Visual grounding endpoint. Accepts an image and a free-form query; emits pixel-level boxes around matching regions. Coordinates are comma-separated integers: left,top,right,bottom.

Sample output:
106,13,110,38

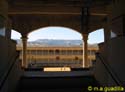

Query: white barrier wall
107,37,125,84
94,36,125,86
0,35,22,92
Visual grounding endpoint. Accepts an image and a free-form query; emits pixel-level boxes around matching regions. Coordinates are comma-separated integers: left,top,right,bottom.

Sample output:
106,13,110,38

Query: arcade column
21,35,28,68
83,34,89,67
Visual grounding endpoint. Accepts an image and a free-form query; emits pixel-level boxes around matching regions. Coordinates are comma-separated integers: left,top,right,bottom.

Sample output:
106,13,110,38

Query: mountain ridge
15,39,98,47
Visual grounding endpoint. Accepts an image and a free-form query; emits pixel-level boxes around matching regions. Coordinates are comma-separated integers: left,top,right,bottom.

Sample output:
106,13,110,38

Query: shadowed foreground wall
0,35,22,92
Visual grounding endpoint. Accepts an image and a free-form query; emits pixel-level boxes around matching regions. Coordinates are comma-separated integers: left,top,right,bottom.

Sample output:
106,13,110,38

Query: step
16,70,100,92
17,75,99,91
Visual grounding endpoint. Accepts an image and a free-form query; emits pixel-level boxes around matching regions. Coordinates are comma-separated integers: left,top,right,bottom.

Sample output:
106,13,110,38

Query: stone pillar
0,0,8,36
83,34,89,67
103,18,111,43
0,16,5,29
111,0,125,36
21,35,28,68
0,0,8,28
5,18,12,39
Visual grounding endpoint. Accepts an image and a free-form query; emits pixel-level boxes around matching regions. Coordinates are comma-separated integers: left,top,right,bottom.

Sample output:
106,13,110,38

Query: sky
11,27,104,44
28,27,83,41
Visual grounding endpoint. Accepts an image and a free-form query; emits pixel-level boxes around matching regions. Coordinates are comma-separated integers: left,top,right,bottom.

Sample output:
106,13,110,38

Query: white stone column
21,35,28,68
83,34,89,67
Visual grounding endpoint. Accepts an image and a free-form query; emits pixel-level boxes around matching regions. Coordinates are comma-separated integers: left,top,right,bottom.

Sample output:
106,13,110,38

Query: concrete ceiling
8,0,112,35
